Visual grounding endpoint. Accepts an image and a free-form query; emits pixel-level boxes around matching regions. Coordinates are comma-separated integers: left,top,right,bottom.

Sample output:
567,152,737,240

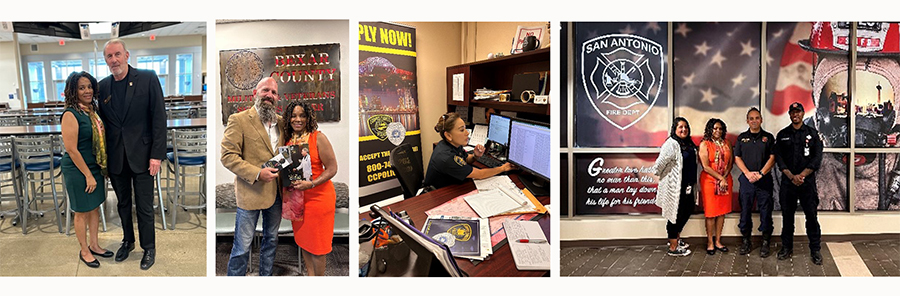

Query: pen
517,239,547,244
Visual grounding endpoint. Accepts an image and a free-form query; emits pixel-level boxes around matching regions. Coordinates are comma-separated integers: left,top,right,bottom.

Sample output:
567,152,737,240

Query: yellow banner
359,130,421,142
358,44,417,57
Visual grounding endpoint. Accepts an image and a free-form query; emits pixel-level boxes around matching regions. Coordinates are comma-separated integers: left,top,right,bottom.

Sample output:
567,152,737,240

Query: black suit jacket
98,65,167,174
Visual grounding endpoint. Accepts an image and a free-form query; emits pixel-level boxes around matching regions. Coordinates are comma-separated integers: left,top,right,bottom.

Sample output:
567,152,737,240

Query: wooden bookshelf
446,47,551,118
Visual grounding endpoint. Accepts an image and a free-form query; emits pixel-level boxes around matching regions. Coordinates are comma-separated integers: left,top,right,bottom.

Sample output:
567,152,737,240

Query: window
51,60,83,102
137,55,168,96
175,54,193,95
90,59,110,79
27,62,46,103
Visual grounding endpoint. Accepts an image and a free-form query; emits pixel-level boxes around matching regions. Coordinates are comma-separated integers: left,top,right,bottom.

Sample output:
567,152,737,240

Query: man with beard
221,77,284,276
97,39,166,270
734,107,776,257
775,102,824,265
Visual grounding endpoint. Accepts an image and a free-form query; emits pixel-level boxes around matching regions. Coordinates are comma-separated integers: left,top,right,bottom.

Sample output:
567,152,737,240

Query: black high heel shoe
90,248,114,258
79,252,100,268
706,247,716,255
715,245,729,253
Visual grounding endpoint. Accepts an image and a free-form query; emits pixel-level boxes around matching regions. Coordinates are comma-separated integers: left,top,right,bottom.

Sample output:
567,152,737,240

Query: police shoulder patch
454,155,466,166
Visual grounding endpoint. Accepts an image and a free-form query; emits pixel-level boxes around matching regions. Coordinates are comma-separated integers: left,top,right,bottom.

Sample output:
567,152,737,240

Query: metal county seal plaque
582,34,664,130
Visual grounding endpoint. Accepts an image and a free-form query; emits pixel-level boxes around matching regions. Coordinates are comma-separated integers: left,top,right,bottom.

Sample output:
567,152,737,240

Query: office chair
389,143,424,199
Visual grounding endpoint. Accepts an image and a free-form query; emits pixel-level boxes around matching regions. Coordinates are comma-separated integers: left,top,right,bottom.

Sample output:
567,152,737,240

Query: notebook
503,219,550,271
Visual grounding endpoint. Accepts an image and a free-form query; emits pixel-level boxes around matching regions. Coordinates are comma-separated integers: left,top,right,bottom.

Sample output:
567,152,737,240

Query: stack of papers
422,215,492,261
464,190,527,218
503,219,550,271
471,176,540,216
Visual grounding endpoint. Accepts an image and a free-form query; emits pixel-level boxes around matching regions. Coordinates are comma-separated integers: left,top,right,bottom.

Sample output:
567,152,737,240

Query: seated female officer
423,112,513,189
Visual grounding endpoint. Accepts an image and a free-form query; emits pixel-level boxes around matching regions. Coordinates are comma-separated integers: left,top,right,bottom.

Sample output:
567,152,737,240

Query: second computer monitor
487,114,511,147
507,119,551,181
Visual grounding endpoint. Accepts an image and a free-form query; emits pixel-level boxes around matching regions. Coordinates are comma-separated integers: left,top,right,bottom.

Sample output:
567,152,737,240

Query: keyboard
476,154,506,168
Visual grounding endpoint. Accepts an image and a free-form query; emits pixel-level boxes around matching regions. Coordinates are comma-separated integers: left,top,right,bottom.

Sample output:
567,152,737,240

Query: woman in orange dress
698,118,733,255
280,101,338,276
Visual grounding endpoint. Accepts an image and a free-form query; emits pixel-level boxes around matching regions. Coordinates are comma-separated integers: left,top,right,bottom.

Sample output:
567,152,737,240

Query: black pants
779,177,821,252
667,189,695,239
110,166,156,250
738,174,774,235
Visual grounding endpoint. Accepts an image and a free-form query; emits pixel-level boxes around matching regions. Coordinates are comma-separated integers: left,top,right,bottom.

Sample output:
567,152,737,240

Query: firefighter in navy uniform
774,102,824,265
734,107,777,257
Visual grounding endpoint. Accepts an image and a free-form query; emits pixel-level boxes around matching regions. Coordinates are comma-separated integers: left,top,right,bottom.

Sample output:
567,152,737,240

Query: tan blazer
221,106,284,210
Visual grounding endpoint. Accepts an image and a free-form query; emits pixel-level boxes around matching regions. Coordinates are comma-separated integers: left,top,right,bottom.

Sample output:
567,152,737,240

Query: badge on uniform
762,137,768,143
685,185,692,195
804,147,810,156
741,138,750,143
454,156,466,166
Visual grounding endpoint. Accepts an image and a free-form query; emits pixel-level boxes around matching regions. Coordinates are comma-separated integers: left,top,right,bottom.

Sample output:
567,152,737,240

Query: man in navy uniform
774,102,824,265
734,107,776,257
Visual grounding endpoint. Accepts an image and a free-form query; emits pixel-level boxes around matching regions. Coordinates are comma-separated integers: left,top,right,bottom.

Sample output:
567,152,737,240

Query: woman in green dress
61,71,112,268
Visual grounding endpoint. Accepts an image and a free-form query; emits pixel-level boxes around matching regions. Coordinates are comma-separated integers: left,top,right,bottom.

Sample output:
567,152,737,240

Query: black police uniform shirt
734,129,776,178
423,140,474,189
775,124,823,181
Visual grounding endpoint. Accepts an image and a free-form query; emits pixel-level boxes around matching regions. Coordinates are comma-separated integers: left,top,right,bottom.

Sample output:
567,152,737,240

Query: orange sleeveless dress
288,131,335,255
699,139,733,217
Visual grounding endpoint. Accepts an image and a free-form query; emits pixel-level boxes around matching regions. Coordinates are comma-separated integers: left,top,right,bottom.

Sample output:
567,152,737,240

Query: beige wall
201,35,207,74
463,22,549,63
397,22,463,170
0,41,21,107
19,35,205,56
401,21,547,169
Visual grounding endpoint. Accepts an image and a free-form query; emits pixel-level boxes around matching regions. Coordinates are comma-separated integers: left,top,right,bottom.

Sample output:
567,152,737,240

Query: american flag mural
673,22,760,146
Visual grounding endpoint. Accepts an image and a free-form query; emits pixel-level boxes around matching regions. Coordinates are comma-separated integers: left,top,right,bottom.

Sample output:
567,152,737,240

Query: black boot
760,232,772,258
739,233,752,255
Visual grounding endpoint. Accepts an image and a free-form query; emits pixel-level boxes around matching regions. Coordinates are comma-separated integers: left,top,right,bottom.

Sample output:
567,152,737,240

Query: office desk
359,173,550,277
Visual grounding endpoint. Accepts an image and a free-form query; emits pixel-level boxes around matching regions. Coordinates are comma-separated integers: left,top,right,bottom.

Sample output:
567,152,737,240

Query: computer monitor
487,114,511,147
507,118,551,196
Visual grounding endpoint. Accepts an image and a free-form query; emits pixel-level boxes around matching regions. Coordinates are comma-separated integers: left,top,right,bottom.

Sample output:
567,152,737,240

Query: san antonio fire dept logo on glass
582,34,664,130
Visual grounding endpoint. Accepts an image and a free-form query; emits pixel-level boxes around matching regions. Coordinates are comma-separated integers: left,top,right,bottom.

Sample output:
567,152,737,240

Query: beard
255,95,278,124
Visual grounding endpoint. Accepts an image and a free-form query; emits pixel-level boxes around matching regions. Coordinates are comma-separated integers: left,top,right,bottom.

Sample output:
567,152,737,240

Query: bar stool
20,116,52,126
167,109,191,120
0,117,18,126
0,137,24,229
166,128,206,229
15,135,64,234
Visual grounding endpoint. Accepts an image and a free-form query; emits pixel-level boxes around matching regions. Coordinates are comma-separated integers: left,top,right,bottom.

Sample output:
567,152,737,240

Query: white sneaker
667,239,690,249
666,247,692,257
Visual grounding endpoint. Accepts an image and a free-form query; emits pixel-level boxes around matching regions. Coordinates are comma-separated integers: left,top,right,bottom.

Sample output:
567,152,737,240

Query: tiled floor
0,168,207,276
853,240,900,276
561,239,899,277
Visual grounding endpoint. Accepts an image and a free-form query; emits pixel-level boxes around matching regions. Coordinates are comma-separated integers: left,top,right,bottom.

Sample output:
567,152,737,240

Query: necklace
291,131,310,144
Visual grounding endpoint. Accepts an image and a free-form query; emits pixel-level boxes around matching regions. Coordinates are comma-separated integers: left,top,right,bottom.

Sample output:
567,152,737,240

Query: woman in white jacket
652,117,699,257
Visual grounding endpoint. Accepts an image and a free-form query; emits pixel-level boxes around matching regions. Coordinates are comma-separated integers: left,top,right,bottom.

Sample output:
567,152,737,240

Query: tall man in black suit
98,39,166,270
